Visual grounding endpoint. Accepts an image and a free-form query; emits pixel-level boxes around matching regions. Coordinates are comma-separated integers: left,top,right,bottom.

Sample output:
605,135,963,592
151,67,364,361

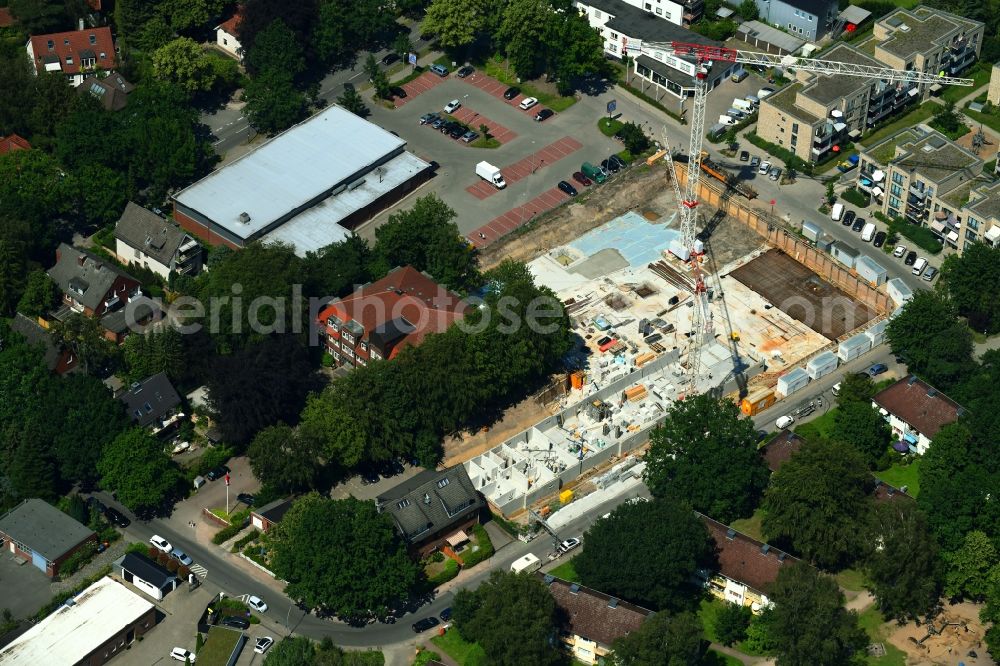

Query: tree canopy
97,429,182,517
886,291,973,389
644,393,770,523
940,242,1000,334
866,502,941,620
610,611,705,666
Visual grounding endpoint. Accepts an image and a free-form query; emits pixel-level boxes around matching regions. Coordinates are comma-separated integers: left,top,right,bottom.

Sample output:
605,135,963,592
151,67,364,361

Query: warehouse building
172,105,432,255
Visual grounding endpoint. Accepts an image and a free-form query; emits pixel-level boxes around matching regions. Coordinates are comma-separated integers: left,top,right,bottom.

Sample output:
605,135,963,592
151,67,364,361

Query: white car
247,595,268,613
170,647,196,662
171,440,190,454
519,96,539,110
254,637,274,654
775,415,795,429
443,99,461,113
758,160,771,174
893,245,907,258
557,537,581,554
150,535,173,553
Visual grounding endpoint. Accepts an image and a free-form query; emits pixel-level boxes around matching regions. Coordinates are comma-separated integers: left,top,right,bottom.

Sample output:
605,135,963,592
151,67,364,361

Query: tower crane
624,39,974,389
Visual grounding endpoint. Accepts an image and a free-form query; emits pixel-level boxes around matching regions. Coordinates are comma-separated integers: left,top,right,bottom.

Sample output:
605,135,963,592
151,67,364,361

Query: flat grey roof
801,43,879,105
966,181,1000,221
892,129,982,185
0,499,94,562
173,105,407,239
263,151,430,256
876,7,982,60
738,20,806,54
839,5,871,25
599,0,720,47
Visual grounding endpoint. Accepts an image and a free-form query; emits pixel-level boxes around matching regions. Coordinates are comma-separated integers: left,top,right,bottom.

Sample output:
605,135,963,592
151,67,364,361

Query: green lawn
431,628,487,666
729,507,766,543
836,568,868,592
198,627,242,666
962,104,1000,135
548,559,581,583
483,58,577,112
794,408,837,442
703,650,743,666
861,103,938,148
599,117,624,137
470,137,501,149
941,62,991,104
877,458,921,497
858,606,908,666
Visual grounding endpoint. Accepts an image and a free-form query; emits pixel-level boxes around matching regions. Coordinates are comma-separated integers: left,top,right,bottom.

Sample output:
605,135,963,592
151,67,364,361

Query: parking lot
0,551,55,621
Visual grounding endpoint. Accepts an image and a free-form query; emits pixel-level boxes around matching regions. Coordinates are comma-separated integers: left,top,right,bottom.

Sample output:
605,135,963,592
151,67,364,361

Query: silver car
769,167,782,181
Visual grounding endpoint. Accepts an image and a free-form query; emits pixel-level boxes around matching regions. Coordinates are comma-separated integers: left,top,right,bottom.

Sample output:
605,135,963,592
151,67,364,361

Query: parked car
254,637,274,655
893,244,907,258
440,607,453,621
758,160,771,174
873,231,887,248
461,130,479,143
412,617,440,633
749,156,761,169
247,595,268,613
456,65,474,78
609,155,627,170
904,251,917,266
447,123,465,139
391,86,407,99
237,492,255,506
768,167,782,181
443,99,461,113
171,440,190,454
868,363,888,377
558,537,581,553
381,53,399,66
430,117,446,129
221,616,250,630
775,415,794,429
739,150,750,162
149,535,172,553
557,180,578,196
503,86,520,100
572,171,592,186
170,647,196,662
206,466,229,481
104,506,129,528
842,210,856,227
603,157,620,174
923,266,938,282
360,469,380,485
171,549,193,566
429,64,448,76
851,218,865,232
535,108,554,122
519,96,539,110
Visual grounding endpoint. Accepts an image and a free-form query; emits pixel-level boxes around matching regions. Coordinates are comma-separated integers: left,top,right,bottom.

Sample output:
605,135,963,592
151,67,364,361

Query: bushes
460,525,495,569
232,529,261,552
745,132,813,176
428,558,460,587
125,542,150,555
841,187,870,208
212,509,251,544
886,217,943,255
59,542,98,577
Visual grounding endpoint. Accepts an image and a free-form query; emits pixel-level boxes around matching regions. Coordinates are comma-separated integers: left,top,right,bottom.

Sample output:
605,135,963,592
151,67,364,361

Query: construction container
831,241,859,269
855,255,888,286
740,387,776,416
806,351,838,380
865,320,888,347
776,368,810,398
802,220,822,242
816,233,835,253
570,371,585,390
559,489,574,504
887,278,913,307
838,333,872,363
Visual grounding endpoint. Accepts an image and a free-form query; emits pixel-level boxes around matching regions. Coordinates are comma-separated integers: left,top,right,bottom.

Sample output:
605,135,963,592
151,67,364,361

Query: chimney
927,388,937,398
907,375,917,385
777,552,786,562
423,493,431,505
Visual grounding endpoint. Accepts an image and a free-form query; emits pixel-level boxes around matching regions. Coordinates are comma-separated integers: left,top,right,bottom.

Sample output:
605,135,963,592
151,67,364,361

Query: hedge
460,524,495,569
745,132,813,175
841,187,870,208
878,214,943,255
427,558,460,587
211,509,251,545
232,529,260,552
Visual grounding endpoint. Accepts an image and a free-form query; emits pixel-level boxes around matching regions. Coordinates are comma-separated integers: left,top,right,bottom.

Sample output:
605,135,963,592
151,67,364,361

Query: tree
739,0,760,20
262,636,317,665
940,242,1000,334
866,502,941,620
453,570,562,666
244,19,306,78
159,0,228,33
10,0,81,33
0,149,76,230
17,270,59,318
543,9,611,95
723,126,738,150
237,0,319,55
886,290,973,390
336,84,369,118
644,394,770,524
75,164,128,227
610,611,705,665
269,494,421,618
768,564,867,666
0,237,26,316
618,122,651,156
574,498,715,611
932,98,963,134
830,400,892,468
7,431,58,501
51,373,131,486
243,69,307,134
302,236,371,298
714,602,752,647
762,439,874,569
825,181,836,205
393,32,413,59
248,424,321,493
97,429,182,516
48,313,118,374
835,371,876,405
497,0,550,79
153,38,219,94
422,0,494,49
945,530,997,600
121,327,187,383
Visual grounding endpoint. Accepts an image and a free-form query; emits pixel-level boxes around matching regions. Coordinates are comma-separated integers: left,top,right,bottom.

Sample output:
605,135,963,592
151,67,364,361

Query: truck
475,161,506,189
510,553,541,574
581,162,607,184
697,151,758,200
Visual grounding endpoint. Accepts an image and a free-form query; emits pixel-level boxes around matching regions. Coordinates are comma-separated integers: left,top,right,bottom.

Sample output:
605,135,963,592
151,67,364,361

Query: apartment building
856,125,984,252
872,6,983,99
962,180,1000,250
574,0,735,101
575,0,702,31
751,0,839,42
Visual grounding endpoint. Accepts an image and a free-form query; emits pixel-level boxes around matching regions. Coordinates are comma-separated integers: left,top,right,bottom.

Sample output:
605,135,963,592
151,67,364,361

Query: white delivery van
510,553,541,574
718,114,736,125
830,203,845,221
732,98,753,113
475,161,506,189
911,257,928,276
861,222,876,242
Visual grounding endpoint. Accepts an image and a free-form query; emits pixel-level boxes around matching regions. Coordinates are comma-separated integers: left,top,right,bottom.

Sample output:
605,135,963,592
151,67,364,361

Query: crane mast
627,39,973,393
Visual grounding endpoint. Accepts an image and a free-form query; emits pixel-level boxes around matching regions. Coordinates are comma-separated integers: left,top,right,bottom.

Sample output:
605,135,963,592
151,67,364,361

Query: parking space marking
460,72,553,119
449,107,517,144
463,136,582,199
396,71,447,106
467,187,572,248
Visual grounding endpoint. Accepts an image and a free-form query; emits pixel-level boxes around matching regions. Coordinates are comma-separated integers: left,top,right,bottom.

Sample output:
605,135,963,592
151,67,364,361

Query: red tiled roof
28,26,116,76
873,479,914,504
760,430,804,473
701,514,800,593
0,7,15,27
86,0,102,10
317,266,466,359
543,576,653,647
0,134,31,155
872,375,962,440
218,7,243,35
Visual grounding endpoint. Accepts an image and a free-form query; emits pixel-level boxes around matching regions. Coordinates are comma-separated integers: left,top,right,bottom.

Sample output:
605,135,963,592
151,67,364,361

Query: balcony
908,185,926,199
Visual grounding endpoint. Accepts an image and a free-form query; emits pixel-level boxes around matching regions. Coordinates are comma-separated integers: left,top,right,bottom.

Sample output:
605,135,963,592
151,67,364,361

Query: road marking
190,564,208,578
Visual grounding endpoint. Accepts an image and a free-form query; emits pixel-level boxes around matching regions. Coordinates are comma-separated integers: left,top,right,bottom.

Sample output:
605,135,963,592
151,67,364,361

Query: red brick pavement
467,187,572,248
459,71,552,118
464,136,583,200
395,71,447,106
450,107,516,144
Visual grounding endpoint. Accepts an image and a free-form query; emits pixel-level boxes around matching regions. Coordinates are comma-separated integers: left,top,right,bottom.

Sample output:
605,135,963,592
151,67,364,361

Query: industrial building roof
543,575,653,647
0,499,94,563
0,577,153,665
873,375,963,439
172,105,410,241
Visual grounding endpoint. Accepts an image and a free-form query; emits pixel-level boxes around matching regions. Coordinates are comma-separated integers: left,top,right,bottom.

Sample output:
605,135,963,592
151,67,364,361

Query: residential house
119,372,183,435
872,375,963,454
856,126,984,252
873,478,915,503
573,0,735,101
0,133,30,155
0,7,15,28
958,179,1000,251
99,295,163,344
316,266,467,369
542,575,654,665
700,514,799,611
79,72,134,111
0,577,156,666
749,0,839,42
9,313,78,374
215,7,243,60
250,498,294,533
760,429,805,473
114,202,203,279
0,499,97,578
376,466,485,558
26,26,117,87
119,552,177,601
